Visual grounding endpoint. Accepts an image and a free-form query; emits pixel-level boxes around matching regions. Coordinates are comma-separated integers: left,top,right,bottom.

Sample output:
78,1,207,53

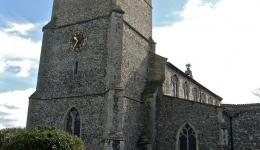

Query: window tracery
65,107,81,137
177,123,197,150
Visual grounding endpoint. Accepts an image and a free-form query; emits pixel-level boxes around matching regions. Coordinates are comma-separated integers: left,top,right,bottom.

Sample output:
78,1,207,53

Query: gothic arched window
200,92,206,103
177,123,198,150
192,88,198,101
208,97,213,104
183,82,189,99
65,107,81,137
171,75,179,97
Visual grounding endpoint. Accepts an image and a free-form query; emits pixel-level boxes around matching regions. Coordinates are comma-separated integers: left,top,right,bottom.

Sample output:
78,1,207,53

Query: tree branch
252,88,260,98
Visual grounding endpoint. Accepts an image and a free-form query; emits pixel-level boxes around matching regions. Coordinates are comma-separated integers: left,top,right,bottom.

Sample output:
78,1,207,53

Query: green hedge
0,126,86,150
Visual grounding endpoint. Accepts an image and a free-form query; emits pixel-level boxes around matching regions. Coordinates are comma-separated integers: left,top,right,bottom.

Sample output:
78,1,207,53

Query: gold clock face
69,32,85,52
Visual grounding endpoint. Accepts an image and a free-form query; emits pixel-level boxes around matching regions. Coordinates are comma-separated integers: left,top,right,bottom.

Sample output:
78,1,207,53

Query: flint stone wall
157,96,223,150
35,18,109,99
223,104,260,150
51,0,111,27
27,95,107,150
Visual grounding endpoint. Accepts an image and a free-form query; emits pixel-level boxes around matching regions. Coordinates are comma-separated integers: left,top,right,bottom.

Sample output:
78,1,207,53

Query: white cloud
0,25,41,60
3,22,36,36
0,60,5,73
0,89,34,129
0,124,5,129
4,59,37,78
0,22,41,78
154,0,260,104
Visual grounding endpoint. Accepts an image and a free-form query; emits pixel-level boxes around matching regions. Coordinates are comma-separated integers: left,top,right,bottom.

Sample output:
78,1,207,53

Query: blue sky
0,0,52,94
0,0,186,26
0,0,52,22
0,0,191,129
1,0,260,129
0,0,188,94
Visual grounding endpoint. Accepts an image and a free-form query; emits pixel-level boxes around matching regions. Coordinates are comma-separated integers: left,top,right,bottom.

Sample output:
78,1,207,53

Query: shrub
0,126,86,150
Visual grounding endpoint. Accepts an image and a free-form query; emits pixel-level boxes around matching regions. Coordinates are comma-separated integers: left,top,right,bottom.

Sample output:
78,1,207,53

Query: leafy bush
0,126,86,150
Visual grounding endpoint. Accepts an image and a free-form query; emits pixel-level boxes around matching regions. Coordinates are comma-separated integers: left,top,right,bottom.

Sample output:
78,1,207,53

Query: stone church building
27,0,260,149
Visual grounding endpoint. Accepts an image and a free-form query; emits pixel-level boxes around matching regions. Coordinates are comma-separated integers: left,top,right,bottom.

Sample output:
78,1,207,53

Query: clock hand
73,36,79,49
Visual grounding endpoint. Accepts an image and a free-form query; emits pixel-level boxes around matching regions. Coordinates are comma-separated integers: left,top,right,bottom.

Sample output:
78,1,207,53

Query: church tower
27,0,166,150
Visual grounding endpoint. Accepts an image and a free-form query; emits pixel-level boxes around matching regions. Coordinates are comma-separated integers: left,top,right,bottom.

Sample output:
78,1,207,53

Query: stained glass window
178,124,197,150
65,108,81,137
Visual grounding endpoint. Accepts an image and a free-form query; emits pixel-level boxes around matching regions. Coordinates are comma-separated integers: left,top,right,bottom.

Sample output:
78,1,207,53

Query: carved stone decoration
69,32,86,52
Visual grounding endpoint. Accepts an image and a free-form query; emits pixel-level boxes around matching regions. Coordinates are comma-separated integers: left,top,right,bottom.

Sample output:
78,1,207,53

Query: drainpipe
229,116,234,150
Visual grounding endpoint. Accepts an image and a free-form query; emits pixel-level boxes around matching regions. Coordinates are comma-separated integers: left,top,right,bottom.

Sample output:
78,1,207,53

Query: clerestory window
208,97,213,104
171,75,179,97
200,92,206,103
192,88,198,101
183,82,189,99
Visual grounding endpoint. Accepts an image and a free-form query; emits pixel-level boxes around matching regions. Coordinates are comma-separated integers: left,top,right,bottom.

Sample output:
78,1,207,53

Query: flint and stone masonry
27,0,260,150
